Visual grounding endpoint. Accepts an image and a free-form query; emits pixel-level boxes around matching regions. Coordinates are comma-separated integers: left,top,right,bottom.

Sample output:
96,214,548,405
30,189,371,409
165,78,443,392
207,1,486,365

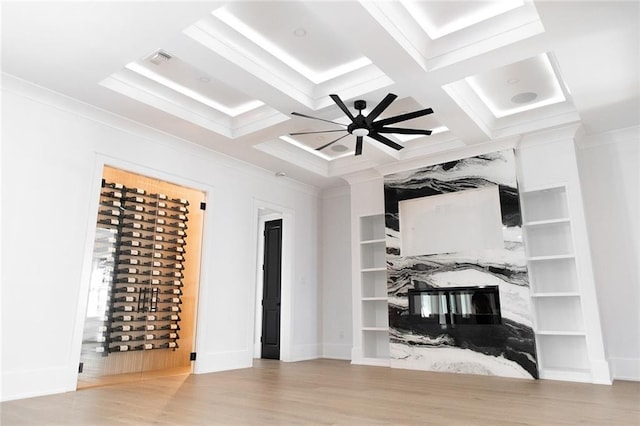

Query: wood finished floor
2,359,639,425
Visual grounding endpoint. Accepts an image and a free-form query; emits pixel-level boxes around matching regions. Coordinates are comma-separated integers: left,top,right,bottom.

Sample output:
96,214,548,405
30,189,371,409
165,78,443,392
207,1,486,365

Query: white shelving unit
522,185,592,381
356,214,390,365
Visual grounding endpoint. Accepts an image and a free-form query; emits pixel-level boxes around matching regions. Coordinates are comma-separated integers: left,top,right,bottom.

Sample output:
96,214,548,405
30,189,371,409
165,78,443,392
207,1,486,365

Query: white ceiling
2,1,638,189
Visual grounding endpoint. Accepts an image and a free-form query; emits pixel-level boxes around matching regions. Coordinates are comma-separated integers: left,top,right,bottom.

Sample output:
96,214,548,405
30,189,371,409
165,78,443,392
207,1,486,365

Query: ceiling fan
290,93,433,156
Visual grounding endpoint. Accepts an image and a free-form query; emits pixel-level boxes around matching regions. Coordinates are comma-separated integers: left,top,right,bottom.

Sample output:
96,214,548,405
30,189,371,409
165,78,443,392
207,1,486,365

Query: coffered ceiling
2,1,638,188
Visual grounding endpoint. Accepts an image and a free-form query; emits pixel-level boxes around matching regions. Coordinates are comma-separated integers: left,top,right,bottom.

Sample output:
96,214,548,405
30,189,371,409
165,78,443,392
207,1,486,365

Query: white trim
610,357,640,382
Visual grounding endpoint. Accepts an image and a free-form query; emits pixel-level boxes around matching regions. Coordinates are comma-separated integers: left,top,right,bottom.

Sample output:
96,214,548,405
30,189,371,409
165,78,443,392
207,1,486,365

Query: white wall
1,74,321,401
576,126,640,381
320,186,352,359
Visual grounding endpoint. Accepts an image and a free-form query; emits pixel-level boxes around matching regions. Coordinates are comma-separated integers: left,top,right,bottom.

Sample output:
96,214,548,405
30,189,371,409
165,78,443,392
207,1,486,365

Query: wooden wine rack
95,179,189,355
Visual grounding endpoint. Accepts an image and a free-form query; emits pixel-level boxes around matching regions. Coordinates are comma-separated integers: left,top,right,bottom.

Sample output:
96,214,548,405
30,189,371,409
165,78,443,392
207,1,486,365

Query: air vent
149,51,172,65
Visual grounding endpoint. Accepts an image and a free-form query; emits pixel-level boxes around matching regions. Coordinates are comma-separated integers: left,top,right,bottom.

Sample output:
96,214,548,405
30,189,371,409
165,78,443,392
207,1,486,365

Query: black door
261,219,282,359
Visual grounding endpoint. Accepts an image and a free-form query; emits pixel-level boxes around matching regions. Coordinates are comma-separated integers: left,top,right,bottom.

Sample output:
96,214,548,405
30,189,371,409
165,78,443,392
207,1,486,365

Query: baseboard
322,343,352,360
288,343,321,362
1,366,69,402
610,357,640,381
192,350,252,375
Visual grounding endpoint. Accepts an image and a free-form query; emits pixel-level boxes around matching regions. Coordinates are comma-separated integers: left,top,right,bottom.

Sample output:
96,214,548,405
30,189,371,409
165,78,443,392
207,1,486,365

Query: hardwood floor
2,359,639,425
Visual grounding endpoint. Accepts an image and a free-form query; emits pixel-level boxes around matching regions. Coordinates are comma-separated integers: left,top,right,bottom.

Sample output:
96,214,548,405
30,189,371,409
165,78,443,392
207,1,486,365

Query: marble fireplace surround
383,149,539,379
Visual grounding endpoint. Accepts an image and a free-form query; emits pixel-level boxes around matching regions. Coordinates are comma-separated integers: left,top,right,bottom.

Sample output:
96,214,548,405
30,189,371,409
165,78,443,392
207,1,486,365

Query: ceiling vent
149,51,172,65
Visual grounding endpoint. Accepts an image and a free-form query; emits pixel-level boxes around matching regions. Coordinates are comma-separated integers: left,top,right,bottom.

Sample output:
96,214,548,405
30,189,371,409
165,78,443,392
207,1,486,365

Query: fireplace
408,285,502,326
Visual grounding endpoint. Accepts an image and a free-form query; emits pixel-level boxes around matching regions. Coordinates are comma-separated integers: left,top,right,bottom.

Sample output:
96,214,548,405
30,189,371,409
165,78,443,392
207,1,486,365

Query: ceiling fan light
352,128,369,137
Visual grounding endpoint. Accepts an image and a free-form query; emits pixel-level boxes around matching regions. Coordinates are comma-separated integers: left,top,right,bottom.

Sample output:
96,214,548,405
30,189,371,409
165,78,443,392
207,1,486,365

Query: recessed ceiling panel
131,51,264,116
401,0,524,39
466,54,567,118
213,2,371,84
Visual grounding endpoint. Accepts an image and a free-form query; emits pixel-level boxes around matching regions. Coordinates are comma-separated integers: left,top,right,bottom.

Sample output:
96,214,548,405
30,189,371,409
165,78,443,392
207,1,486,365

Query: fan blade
290,129,347,136
292,111,347,127
368,132,404,151
316,133,349,151
375,127,432,135
329,94,355,121
366,93,398,124
373,108,433,127
355,136,363,156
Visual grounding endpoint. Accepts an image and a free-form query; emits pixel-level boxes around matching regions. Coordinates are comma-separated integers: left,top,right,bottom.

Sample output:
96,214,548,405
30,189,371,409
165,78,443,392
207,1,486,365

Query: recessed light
511,92,538,104
293,28,307,37
507,78,520,84
149,51,172,65
275,172,287,177
331,144,349,152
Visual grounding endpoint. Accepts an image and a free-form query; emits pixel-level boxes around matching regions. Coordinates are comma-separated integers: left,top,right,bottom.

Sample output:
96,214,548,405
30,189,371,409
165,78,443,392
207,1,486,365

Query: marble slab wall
384,150,538,379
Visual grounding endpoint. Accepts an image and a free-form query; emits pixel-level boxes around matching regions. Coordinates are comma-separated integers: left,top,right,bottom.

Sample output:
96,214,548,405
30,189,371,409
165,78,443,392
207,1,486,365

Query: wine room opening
77,165,205,389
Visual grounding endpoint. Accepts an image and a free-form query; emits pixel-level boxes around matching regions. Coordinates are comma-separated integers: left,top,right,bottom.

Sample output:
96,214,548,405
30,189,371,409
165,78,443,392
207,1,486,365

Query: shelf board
361,267,386,273
362,297,388,302
535,330,586,336
360,238,386,245
531,292,580,298
527,254,575,262
524,218,571,227
362,327,389,332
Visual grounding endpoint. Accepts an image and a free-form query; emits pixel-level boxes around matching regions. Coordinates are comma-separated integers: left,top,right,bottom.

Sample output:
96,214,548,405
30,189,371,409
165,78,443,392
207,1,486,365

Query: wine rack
95,180,189,355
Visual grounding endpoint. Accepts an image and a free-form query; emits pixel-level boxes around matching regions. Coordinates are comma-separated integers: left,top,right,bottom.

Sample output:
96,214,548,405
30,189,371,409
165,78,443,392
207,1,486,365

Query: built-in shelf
355,214,390,365
521,184,602,383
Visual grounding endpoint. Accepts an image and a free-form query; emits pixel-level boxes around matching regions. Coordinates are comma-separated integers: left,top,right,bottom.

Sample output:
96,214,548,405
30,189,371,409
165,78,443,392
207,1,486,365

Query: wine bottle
111,335,132,342
154,235,164,241
113,315,134,322
169,229,186,237
150,260,163,268
95,346,105,353
164,288,182,295
116,277,137,284
153,243,163,250
163,297,181,304
163,306,181,313
172,263,183,269
141,278,161,285
124,213,143,221
105,200,122,207
126,196,145,203
156,218,166,225
136,343,154,350
112,324,133,332
117,286,137,293
171,205,188,213
114,295,136,303
165,280,182,287
102,190,123,198
166,271,182,278
172,198,189,205
166,254,184,261
137,324,156,331
167,238,185,245
163,314,180,321
110,345,130,352
160,332,179,340
117,267,139,274
161,323,180,330
99,209,121,217
98,218,120,226
130,188,146,195
103,182,124,190
120,249,140,256
122,231,142,238
156,193,168,200
151,270,161,276
114,305,135,312
160,341,178,349
120,258,139,265
135,334,156,341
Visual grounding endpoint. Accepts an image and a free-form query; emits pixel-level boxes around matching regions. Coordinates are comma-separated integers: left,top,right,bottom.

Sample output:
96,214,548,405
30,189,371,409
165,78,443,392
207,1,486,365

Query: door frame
252,200,294,362
69,154,213,391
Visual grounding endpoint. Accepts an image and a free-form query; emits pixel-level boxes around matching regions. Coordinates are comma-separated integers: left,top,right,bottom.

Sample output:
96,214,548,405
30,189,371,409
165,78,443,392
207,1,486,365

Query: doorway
77,166,205,389
261,219,282,359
